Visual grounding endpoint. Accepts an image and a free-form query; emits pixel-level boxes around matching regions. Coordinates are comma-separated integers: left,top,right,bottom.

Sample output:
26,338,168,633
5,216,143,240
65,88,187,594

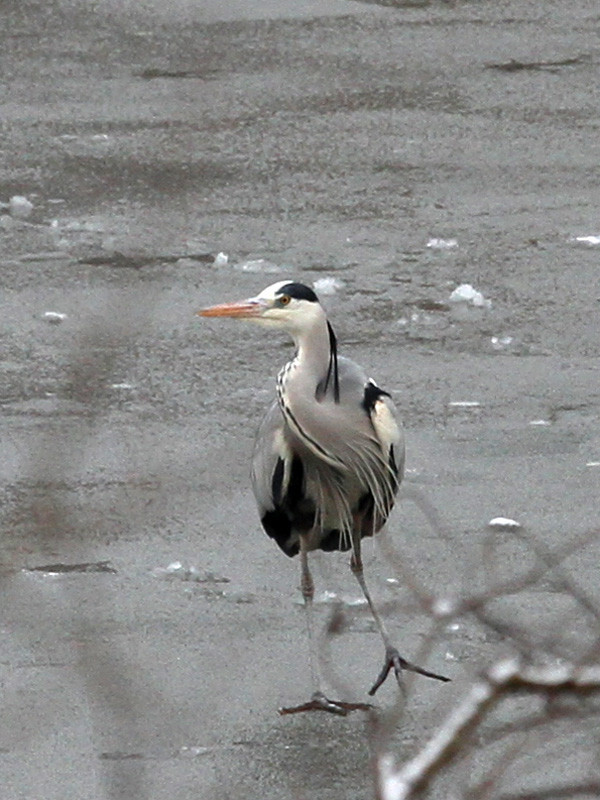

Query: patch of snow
236,258,282,273
488,517,521,529
313,277,345,295
213,251,228,267
9,195,34,219
43,311,67,324
491,335,513,350
449,283,491,309
427,237,458,249
572,235,600,245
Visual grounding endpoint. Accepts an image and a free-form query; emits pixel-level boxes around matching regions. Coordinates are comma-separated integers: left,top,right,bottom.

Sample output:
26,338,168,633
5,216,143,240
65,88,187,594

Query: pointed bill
198,300,263,318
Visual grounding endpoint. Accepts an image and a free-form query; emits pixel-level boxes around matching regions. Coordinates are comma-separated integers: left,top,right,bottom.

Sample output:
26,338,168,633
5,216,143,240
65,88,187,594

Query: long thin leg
350,535,450,696
279,535,373,716
299,540,320,692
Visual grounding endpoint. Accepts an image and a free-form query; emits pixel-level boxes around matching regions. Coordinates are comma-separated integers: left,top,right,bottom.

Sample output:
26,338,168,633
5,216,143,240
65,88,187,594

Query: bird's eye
279,295,291,306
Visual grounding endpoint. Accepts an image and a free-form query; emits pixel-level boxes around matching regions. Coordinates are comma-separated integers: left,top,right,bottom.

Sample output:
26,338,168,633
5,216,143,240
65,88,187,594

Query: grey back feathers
251,327,403,557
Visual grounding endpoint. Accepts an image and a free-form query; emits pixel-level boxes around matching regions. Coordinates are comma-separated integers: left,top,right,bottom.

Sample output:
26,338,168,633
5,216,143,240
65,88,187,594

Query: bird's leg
278,536,373,716
350,538,450,696
300,543,320,691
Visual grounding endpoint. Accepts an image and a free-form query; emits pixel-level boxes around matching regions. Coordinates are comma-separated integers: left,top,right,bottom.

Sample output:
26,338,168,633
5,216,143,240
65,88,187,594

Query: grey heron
200,280,448,714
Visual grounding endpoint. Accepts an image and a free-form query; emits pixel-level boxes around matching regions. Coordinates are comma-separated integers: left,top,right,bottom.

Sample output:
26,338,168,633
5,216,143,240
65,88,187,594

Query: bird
200,280,448,714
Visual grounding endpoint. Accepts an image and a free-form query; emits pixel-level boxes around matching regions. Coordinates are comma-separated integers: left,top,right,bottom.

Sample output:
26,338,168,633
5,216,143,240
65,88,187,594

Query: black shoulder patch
261,510,298,557
276,282,319,303
271,457,285,505
286,456,305,506
362,381,391,414
319,529,352,552
261,455,314,558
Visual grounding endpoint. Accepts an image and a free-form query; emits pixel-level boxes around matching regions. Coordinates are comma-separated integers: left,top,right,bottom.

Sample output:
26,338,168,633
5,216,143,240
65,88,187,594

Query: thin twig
377,659,600,800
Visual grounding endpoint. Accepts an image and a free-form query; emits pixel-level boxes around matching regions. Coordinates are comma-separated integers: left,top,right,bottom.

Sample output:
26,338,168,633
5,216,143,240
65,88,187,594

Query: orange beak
198,300,264,319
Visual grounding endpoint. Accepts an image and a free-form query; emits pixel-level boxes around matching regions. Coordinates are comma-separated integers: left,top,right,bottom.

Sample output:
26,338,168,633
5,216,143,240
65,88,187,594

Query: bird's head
199,281,324,337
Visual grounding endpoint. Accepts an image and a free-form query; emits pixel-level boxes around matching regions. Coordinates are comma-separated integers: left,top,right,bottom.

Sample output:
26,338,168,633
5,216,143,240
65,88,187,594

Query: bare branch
377,658,600,800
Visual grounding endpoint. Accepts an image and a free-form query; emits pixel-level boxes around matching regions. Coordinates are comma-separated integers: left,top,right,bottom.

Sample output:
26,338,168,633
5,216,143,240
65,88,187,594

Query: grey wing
336,357,405,530
250,400,282,520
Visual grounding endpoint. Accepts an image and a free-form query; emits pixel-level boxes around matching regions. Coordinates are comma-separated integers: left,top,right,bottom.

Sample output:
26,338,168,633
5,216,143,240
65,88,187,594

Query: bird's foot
279,691,373,717
368,646,451,696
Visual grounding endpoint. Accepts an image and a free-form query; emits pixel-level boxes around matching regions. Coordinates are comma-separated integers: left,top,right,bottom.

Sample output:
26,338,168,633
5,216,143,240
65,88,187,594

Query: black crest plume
315,321,340,403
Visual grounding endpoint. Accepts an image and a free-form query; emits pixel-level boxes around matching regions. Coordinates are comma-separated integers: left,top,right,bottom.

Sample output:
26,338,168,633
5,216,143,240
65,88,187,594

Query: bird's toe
368,646,450,696
279,691,373,716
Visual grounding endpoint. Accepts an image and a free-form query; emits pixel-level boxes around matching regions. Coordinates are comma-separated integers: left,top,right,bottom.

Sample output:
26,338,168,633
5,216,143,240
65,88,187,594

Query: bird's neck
288,312,339,403
295,313,330,375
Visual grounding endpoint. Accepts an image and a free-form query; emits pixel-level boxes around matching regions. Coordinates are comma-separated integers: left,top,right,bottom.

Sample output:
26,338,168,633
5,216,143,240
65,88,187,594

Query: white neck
292,305,331,387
